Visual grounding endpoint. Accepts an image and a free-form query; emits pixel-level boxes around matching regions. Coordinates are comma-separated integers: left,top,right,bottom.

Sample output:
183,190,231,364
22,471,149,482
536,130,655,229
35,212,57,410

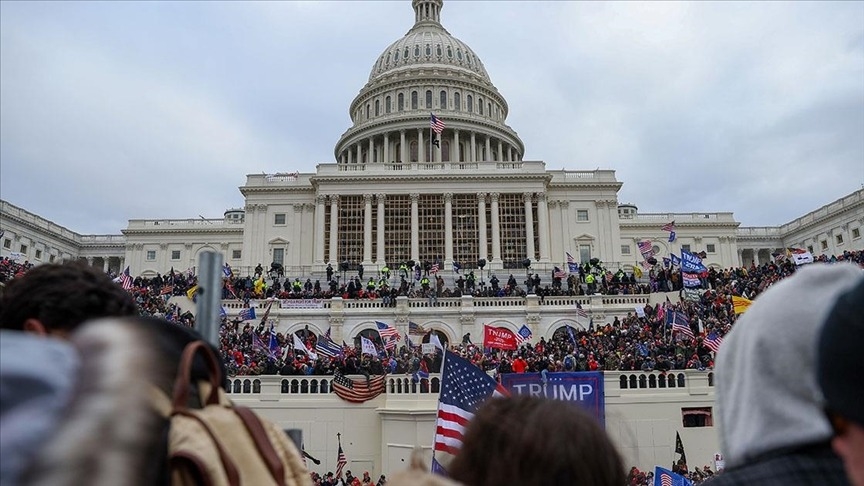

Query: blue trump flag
654,466,692,486
501,372,605,426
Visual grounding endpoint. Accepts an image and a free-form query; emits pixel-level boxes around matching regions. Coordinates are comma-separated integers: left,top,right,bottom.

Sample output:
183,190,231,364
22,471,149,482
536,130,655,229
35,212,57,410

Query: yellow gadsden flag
732,296,753,314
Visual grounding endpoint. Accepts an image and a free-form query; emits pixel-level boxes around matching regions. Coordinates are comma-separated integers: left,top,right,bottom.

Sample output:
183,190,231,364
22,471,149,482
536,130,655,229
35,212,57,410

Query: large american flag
430,262,440,274
553,268,567,279
335,438,347,478
516,324,532,345
375,321,401,350
332,371,386,403
430,113,446,134
661,221,676,232
575,302,589,319
119,266,133,291
703,332,723,353
433,350,508,473
638,240,654,258
669,311,694,339
566,252,579,273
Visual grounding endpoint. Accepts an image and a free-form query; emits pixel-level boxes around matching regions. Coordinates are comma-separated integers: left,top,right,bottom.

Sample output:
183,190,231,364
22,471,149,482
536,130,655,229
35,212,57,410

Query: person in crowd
706,263,861,485
447,395,625,485
818,276,864,486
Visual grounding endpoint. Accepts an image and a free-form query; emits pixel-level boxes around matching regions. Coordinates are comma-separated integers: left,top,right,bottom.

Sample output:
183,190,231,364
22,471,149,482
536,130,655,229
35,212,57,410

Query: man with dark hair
0,261,138,336
818,276,864,486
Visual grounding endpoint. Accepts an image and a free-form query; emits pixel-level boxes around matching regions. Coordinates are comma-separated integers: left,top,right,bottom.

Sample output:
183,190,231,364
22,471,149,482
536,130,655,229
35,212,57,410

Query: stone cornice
1,211,81,246
122,227,244,236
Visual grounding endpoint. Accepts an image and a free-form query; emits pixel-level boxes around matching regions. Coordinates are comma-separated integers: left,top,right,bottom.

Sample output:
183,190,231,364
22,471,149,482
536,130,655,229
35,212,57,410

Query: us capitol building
2,0,863,476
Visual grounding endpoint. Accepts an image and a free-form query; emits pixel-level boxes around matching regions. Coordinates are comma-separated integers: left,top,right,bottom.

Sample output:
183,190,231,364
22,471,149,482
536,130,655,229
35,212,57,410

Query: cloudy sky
2,1,862,235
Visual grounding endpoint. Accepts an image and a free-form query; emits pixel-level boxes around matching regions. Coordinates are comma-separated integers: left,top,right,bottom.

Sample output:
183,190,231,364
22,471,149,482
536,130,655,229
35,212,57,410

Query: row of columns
339,129,521,164
315,192,551,266
85,256,124,273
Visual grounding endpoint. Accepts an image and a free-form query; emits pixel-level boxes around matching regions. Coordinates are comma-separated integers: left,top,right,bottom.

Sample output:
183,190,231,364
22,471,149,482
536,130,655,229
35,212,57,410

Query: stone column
485,136,491,162
314,195,326,263
537,193,550,262
470,132,476,162
509,147,514,162
376,194,386,264
103,258,109,272
383,133,390,163
418,128,425,163
363,194,373,265
328,195,339,264
453,129,460,163
444,193,454,264
524,192,536,260
410,193,420,262
355,143,361,165
369,137,374,163
87,257,94,266
497,140,503,162
478,193,488,262
400,130,407,163
490,192,501,263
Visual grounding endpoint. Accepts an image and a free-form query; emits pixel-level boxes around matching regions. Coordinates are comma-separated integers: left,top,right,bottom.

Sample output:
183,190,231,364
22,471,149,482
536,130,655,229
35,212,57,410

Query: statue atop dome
412,0,443,27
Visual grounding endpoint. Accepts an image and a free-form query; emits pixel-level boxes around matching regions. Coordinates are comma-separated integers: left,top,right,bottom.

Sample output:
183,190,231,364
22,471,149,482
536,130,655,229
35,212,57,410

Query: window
682,407,713,427
621,245,631,255
2,239,10,249
425,44,431,56
274,213,286,225
365,104,370,120
681,244,691,253
579,244,591,264
405,47,410,59
821,240,828,251
836,234,844,245
488,103,492,116
467,95,473,113
35,249,42,259
414,45,420,58
394,49,399,62
49,255,55,263
374,99,380,116
398,93,404,111
853,227,861,239
425,90,432,108
19,244,27,254
478,97,484,115
411,91,418,110
436,44,442,57
454,92,461,111
440,90,447,109
272,248,284,265
171,250,181,260
232,249,242,259
652,245,661,255
576,210,589,222
707,244,716,253
447,46,453,58
385,96,391,114
146,250,156,261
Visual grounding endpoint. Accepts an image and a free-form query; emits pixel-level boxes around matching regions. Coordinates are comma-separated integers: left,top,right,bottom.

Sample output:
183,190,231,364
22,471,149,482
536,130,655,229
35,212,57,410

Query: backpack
150,341,310,486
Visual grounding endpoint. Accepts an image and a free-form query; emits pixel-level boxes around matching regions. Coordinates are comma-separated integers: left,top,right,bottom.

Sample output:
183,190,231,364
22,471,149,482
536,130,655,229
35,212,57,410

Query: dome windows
478,97,484,115
425,44,431,57
405,47,411,59
385,96,391,114
366,104,370,120
393,50,399,62
425,90,432,108
467,94,473,113
454,92,461,111
411,91,418,110
398,93,405,111
414,45,420,58
375,99,380,117
447,46,453,58
456,48,462,60
436,44,442,57
440,90,447,110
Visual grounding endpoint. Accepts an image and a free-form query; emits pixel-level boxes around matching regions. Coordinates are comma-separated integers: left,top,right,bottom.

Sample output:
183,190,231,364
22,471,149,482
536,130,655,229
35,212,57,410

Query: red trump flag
483,325,519,350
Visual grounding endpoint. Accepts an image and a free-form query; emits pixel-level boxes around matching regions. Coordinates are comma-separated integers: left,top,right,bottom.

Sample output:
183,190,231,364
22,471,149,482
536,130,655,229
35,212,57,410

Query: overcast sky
2,1,863,235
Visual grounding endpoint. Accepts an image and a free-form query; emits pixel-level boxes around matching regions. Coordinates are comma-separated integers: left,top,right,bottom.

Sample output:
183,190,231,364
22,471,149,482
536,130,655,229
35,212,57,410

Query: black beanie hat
818,275,864,426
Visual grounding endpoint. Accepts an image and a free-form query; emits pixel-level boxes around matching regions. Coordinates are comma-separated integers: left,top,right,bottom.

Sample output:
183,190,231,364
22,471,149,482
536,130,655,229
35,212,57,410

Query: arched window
410,141,418,162
375,99,380,117
414,46,420,58
385,96,391,114
436,45,442,57
467,94,473,113
478,97,484,115
411,91,418,110
447,46,453,58
488,103,492,116
398,93,404,111
394,50,400,62
440,90,447,110
366,104,370,120
426,90,432,108
425,44,431,56
442,140,450,162
454,92,461,111
405,47,410,59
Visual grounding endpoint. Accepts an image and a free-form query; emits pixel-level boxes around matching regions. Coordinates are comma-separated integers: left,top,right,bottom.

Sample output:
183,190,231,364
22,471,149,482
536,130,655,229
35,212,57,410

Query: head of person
818,276,864,486
715,263,862,469
0,261,138,337
448,395,625,486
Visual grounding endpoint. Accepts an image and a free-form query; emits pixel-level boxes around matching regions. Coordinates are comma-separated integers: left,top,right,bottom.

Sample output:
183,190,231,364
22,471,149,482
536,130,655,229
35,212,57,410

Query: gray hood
715,263,861,468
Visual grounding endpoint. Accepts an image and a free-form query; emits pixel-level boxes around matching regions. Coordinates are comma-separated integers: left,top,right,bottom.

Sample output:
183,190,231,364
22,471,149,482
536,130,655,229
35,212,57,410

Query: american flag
516,324,532,344
376,321,401,350
566,252,579,273
160,285,173,295
575,302,589,319
408,321,428,335
433,350,508,473
430,113,446,134
119,266,133,290
332,371,386,403
654,466,689,486
335,437,347,478
553,268,567,279
430,262,440,274
661,221,676,232
638,240,654,258
316,334,344,358
238,307,256,321
669,311,694,339
703,332,723,353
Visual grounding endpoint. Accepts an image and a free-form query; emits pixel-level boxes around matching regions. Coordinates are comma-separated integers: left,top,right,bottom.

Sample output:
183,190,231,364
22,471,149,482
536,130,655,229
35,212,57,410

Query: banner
421,343,436,355
483,325,518,350
682,272,701,288
680,250,707,273
670,253,681,267
280,299,325,309
682,287,702,302
501,372,605,425
360,336,377,355
791,251,814,265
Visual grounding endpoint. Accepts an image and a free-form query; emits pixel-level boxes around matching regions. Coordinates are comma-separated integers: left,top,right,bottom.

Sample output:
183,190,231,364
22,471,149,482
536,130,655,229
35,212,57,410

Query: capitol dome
334,0,525,165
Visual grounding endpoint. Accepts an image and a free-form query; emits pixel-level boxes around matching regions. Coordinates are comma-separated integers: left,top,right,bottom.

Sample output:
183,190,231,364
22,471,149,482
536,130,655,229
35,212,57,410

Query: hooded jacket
711,263,860,483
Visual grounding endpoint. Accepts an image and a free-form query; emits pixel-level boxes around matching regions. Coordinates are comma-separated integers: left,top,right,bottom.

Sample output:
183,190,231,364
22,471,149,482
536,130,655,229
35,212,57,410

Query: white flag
430,334,444,351
293,333,308,353
361,336,377,356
